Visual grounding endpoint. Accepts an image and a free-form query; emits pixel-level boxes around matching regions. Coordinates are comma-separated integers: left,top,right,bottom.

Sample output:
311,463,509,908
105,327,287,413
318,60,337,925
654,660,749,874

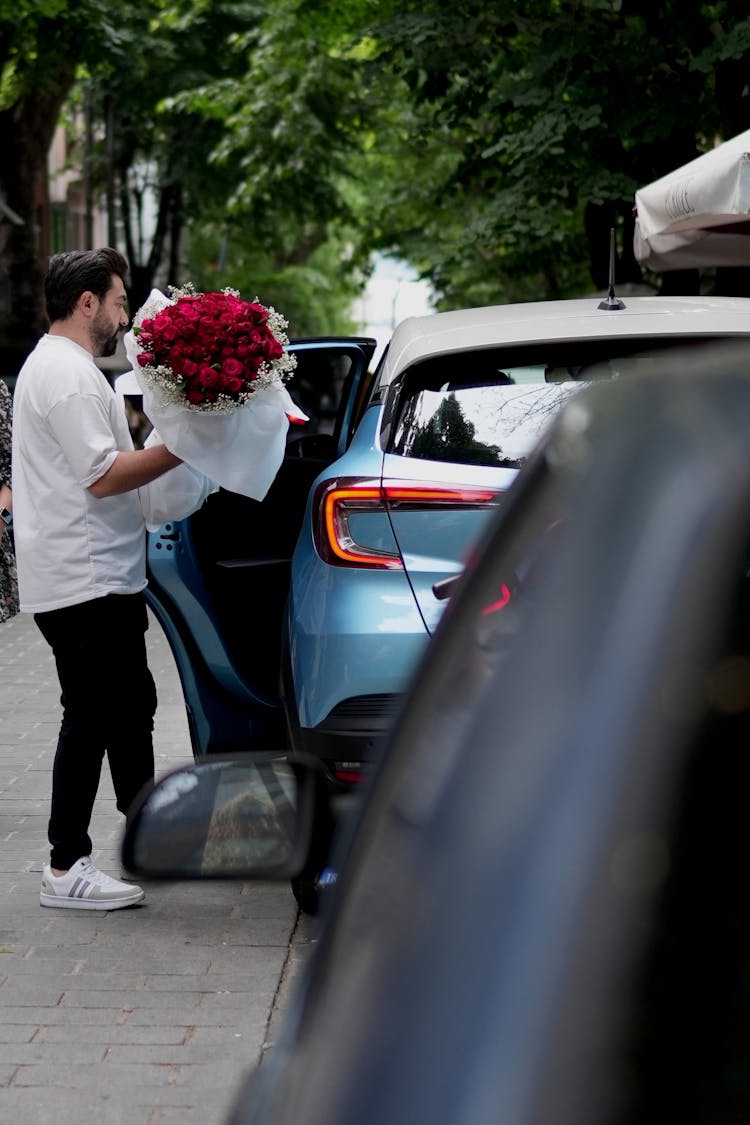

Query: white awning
634,129,750,270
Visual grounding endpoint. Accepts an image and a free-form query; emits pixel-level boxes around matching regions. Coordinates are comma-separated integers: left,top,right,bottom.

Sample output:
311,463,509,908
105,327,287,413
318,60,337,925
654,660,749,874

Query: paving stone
0,612,305,1122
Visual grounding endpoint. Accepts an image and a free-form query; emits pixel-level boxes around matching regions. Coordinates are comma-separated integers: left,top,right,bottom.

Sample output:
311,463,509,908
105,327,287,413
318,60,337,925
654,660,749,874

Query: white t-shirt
12,334,147,612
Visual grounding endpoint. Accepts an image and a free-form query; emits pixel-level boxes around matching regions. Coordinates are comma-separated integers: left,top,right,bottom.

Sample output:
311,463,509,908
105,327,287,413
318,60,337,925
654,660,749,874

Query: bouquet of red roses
132,284,297,413
122,284,306,502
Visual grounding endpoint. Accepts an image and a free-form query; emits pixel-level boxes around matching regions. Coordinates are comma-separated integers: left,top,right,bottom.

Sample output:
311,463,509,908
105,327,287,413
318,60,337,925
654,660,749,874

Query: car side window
286,349,356,439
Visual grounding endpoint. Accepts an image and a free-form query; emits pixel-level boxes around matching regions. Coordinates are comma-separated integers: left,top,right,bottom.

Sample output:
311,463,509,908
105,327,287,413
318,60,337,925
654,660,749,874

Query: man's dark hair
45,248,129,323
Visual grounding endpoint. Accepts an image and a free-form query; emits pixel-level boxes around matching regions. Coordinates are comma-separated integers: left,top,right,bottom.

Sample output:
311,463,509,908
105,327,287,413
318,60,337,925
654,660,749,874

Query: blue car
143,295,750,910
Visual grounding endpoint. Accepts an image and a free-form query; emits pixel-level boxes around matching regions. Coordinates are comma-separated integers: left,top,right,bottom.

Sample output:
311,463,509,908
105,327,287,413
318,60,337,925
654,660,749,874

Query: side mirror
121,755,317,880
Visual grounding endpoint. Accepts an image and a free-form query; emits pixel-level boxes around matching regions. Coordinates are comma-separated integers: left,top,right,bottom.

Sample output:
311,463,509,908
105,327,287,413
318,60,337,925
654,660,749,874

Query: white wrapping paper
123,289,307,501
137,429,219,532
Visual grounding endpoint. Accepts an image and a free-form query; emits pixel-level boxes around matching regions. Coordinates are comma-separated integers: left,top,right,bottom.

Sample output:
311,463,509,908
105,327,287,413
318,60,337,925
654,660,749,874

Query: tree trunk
120,175,182,311
0,76,76,381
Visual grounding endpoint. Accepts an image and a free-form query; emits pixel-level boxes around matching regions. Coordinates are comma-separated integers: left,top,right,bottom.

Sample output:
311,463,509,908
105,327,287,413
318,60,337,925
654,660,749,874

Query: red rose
154,312,179,341
222,357,244,378
200,368,221,390
224,376,244,395
246,303,267,325
186,388,205,405
176,297,201,320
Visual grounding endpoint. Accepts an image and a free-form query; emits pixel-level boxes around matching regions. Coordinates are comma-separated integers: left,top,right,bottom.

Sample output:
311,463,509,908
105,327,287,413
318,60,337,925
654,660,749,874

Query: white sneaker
40,856,145,910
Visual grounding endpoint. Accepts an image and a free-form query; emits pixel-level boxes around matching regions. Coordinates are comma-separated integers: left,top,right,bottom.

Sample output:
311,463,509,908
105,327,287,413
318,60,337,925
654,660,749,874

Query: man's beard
91,310,120,357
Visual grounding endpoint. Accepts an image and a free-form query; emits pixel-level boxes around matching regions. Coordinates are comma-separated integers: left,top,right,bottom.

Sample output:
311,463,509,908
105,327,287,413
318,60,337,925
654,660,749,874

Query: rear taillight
481,583,512,614
313,477,500,568
332,764,364,784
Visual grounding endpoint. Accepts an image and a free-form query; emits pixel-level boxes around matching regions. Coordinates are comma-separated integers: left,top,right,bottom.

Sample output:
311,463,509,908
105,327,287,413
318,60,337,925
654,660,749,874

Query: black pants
35,592,157,870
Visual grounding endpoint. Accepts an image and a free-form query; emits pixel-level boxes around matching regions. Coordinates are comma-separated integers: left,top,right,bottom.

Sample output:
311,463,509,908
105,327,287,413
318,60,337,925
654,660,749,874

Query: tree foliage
63,0,369,330
156,0,374,327
0,0,112,371
3,0,750,376
407,394,509,467
159,0,750,309
349,0,750,305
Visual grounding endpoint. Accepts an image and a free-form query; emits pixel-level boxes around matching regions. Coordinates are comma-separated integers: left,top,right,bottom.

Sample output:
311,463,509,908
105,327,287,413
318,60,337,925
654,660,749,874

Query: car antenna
598,227,625,310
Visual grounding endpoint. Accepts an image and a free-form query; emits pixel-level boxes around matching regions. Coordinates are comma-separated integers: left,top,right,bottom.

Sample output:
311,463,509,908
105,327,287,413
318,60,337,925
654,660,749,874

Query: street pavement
0,609,315,1124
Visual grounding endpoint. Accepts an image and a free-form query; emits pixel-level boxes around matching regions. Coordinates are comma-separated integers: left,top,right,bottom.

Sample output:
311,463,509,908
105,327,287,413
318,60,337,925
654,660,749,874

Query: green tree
157,0,374,329
73,1,269,312
352,1,750,306
178,0,750,308
69,0,369,330
6,0,750,379
0,0,181,372
407,394,510,467
184,218,361,337
0,1,99,373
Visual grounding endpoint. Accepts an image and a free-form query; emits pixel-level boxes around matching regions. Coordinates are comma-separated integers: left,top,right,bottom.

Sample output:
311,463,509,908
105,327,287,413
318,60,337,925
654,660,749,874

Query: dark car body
126,342,750,1125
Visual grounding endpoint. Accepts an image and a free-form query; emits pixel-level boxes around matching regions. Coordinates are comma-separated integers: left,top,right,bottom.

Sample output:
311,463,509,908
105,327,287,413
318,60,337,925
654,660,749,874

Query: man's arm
88,444,183,498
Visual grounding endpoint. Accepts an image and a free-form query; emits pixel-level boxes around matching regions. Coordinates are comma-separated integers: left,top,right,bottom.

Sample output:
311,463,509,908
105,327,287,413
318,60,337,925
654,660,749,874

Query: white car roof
377,295,750,386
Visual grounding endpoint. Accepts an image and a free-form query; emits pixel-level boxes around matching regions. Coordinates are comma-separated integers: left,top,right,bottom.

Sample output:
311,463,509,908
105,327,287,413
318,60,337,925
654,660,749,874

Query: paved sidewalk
0,610,312,1125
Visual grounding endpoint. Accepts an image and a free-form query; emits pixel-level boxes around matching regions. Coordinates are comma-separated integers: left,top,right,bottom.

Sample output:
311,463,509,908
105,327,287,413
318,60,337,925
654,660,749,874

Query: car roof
377,294,750,387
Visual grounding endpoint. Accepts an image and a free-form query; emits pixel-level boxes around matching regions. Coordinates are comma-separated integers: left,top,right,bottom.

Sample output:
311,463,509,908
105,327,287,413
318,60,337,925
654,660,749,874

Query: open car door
141,337,377,759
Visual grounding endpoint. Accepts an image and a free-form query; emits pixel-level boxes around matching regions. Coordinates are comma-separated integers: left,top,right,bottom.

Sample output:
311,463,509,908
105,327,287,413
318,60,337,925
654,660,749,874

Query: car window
390,379,577,467
387,336,740,468
286,347,361,438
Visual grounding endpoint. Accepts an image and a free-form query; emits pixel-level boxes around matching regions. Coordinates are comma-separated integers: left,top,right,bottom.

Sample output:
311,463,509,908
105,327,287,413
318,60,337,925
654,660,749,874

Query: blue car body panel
286,403,424,733
288,553,428,730
381,454,519,629
285,405,520,736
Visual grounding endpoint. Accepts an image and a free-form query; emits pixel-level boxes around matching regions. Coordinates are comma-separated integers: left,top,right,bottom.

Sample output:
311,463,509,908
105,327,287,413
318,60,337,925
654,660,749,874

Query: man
12,248,183,910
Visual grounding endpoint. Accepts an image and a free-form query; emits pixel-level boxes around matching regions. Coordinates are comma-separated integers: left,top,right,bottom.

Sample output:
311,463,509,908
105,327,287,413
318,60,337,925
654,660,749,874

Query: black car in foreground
123,342,750,1125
